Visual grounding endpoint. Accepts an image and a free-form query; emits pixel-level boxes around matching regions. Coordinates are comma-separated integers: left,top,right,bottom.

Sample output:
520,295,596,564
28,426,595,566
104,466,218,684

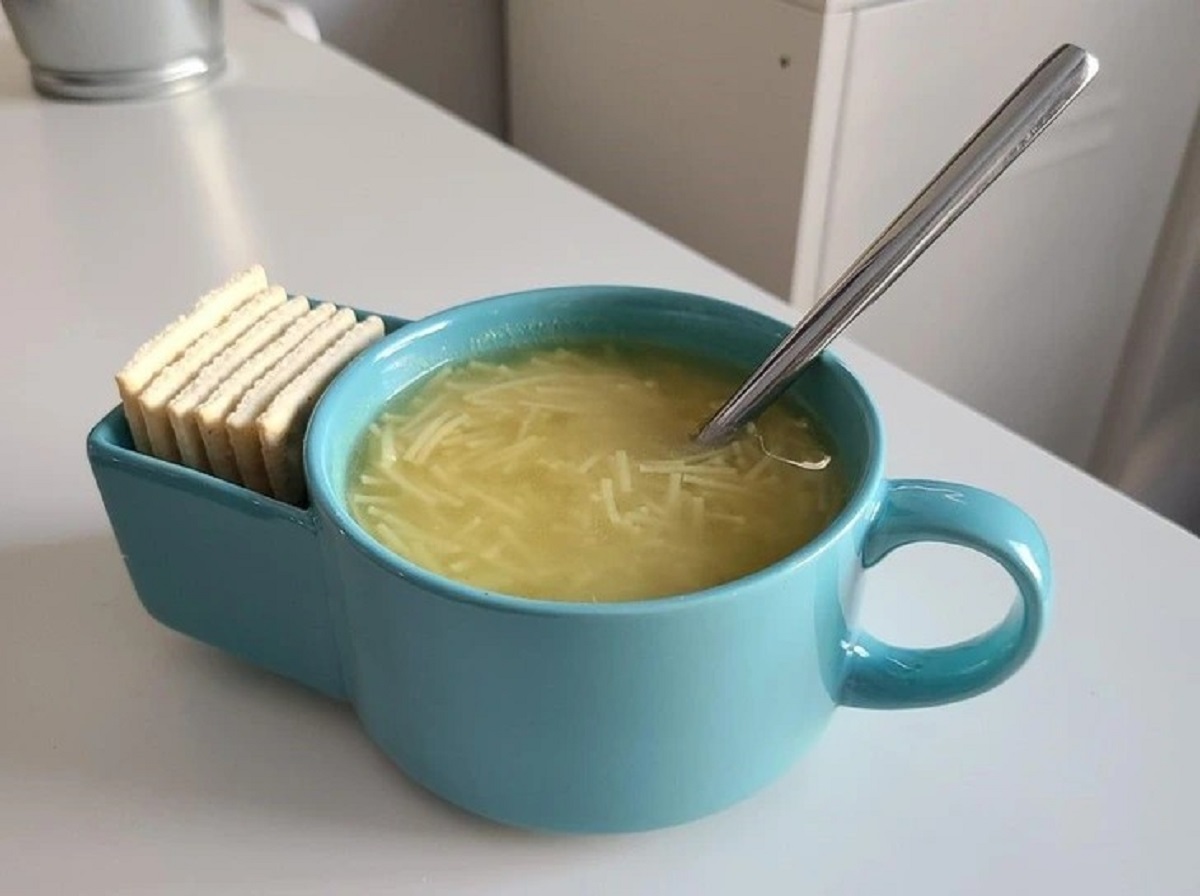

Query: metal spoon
693,43,1099,447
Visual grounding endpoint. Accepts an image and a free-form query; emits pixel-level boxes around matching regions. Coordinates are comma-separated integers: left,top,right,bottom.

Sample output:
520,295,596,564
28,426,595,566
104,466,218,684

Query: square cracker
259,317,385,504
116,265,267,452
140,285,287,462
197,303,340,482
226,307,358,494
167,296,310,471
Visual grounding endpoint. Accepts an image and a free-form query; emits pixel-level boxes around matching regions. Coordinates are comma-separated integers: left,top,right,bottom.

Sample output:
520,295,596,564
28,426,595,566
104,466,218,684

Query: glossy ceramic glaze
87,287,1052,833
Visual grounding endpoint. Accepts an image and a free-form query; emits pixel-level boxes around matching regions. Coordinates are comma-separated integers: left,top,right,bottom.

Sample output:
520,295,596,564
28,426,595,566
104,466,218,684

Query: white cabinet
508,0,834,301
507,0,1200,467
1092,113,1200,533
302,0,505,136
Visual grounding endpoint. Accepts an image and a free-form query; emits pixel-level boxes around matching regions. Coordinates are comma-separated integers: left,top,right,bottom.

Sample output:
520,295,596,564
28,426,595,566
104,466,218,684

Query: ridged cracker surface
259,317,385,504
140,286,286,461
167,294,308,471
197,302,338,482
226,308,357,493
115,265,267,451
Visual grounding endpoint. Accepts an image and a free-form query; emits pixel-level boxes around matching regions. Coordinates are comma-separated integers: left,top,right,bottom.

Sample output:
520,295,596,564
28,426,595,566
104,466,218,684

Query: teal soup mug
87,286,1052,833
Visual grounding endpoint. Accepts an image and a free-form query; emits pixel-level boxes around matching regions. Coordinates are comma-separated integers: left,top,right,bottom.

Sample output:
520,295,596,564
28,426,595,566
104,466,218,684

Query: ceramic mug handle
840,479,1052,709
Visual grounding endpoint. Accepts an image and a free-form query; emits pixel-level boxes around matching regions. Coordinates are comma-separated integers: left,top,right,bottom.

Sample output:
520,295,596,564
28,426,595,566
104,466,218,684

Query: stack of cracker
116,265,384,505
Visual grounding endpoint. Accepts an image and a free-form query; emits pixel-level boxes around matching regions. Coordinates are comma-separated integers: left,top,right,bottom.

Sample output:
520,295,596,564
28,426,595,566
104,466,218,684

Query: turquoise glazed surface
87,286,1052,833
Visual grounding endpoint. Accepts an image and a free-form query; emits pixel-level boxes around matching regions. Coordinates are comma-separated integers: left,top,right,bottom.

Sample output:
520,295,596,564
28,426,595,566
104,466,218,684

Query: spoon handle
694,43,1099,446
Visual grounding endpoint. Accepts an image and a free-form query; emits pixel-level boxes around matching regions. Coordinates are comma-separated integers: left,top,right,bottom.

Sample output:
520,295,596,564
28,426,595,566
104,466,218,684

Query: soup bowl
87,285,1051,833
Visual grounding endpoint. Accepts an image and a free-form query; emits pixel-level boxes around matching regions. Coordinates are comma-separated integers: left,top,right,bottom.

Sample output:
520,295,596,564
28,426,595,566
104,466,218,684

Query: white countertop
2,8,1197,894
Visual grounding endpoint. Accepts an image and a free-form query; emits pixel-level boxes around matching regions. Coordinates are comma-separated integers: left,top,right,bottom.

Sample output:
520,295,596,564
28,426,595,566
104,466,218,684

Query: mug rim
306,285,887,617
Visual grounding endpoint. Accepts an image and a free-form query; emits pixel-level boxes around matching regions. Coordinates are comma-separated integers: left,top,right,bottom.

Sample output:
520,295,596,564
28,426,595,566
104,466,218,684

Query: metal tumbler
1,0,225,101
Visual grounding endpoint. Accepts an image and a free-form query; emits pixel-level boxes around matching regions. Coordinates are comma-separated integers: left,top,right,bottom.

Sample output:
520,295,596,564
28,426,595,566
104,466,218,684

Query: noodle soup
347,344,846,601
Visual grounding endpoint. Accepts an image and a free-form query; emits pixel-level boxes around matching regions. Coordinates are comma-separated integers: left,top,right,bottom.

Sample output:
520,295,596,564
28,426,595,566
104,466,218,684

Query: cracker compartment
114,266,389,507
88,308,408,697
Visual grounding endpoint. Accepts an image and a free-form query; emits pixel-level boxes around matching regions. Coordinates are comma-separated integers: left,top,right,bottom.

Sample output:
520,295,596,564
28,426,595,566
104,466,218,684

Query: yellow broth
347,344,847,602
